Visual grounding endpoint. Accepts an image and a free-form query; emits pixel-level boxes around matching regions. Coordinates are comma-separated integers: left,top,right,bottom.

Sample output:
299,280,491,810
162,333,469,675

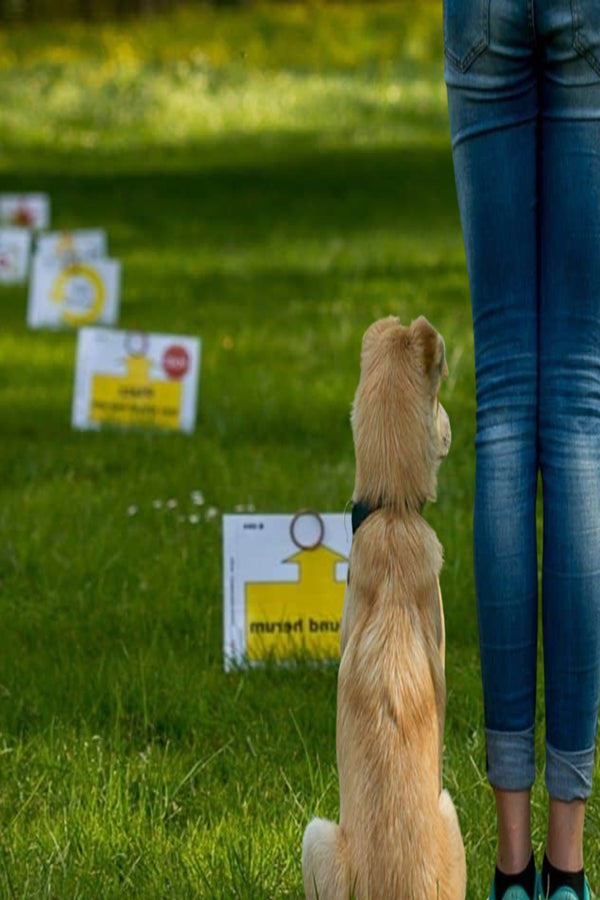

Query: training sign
223,511,351,669
36,229,108,263
0,228,32,283
27,256,120,329
0,193,50,230
72,327,201,434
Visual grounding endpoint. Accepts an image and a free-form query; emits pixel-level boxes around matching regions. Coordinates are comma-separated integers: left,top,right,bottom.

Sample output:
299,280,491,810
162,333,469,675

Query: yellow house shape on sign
245,544,347,662
91,355,182,430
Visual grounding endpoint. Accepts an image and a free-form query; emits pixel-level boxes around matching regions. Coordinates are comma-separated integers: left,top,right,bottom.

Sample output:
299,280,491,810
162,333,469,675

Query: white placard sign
27,256,121,329
0,193,50,230
36,229,108,263
223,512,351,670
0,228,32,284
72,327,201,434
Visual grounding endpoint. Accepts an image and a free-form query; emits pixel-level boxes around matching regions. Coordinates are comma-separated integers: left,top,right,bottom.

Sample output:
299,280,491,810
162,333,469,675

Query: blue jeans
444,0,600,801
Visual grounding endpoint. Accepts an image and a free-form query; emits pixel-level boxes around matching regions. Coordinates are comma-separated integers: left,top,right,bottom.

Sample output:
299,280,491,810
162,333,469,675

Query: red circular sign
162,345,190,379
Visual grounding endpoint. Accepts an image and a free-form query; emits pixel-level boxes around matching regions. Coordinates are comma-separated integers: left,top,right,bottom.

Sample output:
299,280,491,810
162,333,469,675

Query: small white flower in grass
191,490,204,506
127,505,138,517
189,514,200,525
152,499,163,509
139,746,151,764
166,498,178,509
205,506,219,521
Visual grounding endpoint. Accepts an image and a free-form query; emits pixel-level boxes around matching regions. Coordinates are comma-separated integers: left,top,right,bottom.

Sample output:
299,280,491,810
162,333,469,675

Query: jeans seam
527,0,537,49
445,38,489,74
546,738,596,760
444,0,490,73
571,0,600,77
545,739,595,801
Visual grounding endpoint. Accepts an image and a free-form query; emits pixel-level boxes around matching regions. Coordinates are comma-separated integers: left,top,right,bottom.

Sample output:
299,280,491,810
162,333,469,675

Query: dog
302,316,466,899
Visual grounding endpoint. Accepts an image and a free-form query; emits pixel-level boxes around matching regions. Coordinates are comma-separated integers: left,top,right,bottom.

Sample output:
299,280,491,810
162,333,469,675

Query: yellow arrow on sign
246,544,347,662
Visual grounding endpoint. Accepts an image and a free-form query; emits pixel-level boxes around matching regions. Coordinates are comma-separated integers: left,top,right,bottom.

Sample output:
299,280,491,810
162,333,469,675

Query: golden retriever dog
302,316,466,900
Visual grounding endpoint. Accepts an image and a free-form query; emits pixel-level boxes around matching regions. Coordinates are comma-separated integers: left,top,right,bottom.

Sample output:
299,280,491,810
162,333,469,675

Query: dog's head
351,315,450,511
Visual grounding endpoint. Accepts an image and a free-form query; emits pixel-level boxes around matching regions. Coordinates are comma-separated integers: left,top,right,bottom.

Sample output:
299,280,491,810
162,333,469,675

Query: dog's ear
361,316,399,366
411,316,447,383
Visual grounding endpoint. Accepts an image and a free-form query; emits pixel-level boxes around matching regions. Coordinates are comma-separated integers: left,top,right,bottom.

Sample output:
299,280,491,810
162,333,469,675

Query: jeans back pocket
444,0,490,73
572,0,600,76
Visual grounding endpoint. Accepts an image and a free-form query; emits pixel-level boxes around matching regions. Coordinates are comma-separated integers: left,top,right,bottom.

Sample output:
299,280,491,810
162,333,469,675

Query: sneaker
539,877,592,900
489,872,543,900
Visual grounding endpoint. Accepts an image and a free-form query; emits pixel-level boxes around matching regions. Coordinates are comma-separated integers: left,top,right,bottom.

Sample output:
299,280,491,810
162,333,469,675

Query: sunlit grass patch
0,62,449,155
0,2,448,156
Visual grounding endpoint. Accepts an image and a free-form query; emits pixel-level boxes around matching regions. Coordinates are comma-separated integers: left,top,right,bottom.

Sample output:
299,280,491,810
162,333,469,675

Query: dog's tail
302,818,351,900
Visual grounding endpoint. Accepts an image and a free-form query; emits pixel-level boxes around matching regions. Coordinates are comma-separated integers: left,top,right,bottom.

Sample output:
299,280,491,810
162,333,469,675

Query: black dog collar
351,500,380,534
352,496,427,533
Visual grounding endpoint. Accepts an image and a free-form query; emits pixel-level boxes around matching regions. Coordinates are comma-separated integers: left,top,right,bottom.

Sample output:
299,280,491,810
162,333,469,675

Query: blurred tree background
2,0,232,22
3,0,189,22
1,0,305,22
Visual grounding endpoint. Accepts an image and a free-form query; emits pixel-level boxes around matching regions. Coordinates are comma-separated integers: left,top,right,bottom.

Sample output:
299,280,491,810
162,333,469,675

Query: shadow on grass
0,135,459,244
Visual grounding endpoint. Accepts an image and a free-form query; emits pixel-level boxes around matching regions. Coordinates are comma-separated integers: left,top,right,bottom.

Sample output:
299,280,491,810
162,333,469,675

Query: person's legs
444,0,540,883
537,0,600,882
546,799,585,872
494,789,533,874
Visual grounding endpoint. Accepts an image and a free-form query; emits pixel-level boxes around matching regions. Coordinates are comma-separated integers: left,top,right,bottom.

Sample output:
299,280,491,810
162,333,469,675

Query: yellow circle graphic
51,263,105,326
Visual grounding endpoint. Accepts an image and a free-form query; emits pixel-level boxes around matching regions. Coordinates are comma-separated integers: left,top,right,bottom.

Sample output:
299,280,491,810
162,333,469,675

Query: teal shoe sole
540,876,592,900
488,871,543,900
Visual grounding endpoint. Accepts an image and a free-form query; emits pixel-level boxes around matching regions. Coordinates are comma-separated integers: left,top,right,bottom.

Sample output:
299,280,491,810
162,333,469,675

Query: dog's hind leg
438,790,466,900
302,818,351,900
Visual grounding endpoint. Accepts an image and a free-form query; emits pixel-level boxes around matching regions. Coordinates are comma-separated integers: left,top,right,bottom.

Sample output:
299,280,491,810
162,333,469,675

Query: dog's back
335,511,446,899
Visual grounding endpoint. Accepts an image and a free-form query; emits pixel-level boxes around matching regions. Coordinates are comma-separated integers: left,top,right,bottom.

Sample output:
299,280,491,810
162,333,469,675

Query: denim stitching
571,0,600,77
545,739,595,802
444,0,490,73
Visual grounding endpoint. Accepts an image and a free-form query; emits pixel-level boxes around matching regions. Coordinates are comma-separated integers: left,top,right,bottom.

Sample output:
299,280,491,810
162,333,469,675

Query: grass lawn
1,2,599,896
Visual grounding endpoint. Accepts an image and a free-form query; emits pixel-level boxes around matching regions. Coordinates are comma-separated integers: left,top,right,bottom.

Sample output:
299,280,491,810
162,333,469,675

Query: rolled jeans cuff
485,725,536,791
545,740,595,801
